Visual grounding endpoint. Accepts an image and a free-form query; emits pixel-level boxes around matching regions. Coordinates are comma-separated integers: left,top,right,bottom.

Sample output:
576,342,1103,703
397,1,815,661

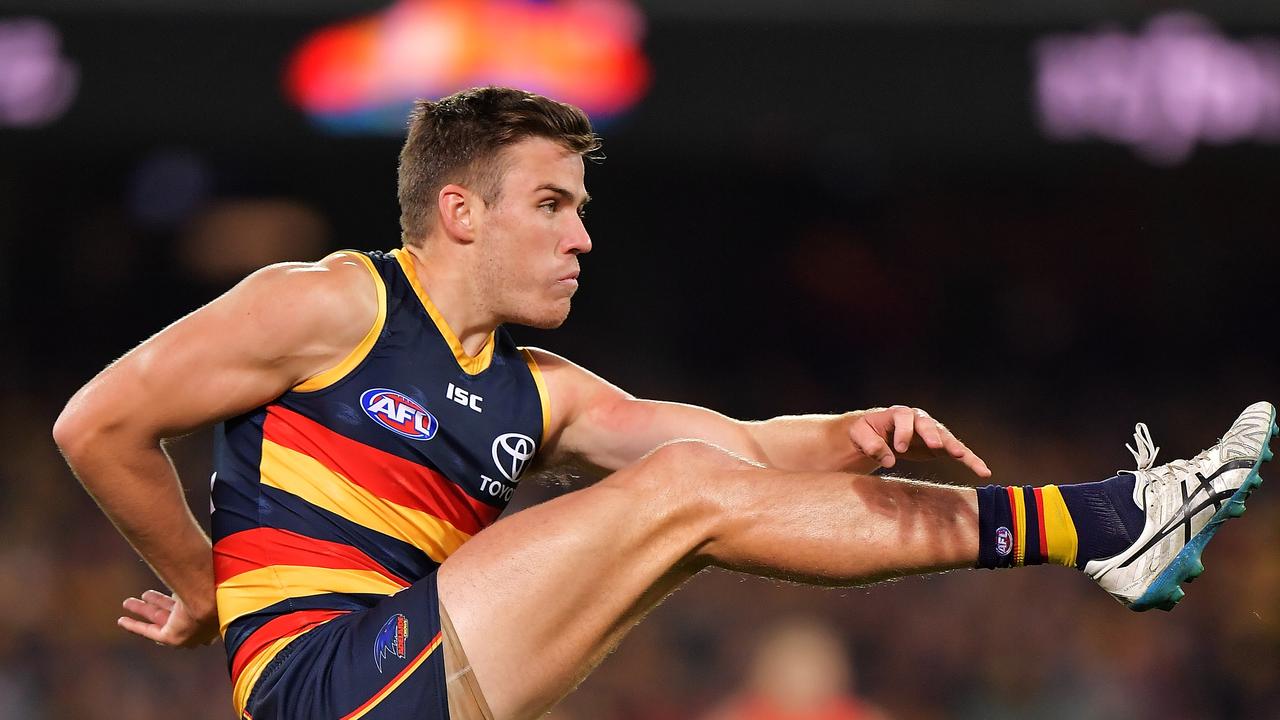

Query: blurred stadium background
3,1,1280,718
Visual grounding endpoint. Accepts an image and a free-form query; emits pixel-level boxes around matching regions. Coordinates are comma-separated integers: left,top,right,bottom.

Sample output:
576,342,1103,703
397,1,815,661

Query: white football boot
1086,401,1277,611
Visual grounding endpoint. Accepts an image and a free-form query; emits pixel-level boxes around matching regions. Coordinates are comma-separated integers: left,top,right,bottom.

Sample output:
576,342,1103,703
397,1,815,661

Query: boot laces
1126,423,1159,470
1127,422,1213,486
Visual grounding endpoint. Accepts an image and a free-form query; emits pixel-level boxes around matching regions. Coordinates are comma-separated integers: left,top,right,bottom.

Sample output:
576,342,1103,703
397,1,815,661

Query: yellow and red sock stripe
999,485,1079,567
1039,485,1078,567
1003,486,1055,566
1020,487,1042,565
1004,487,1023,565
1034,487,1048,562
978,483,1080,570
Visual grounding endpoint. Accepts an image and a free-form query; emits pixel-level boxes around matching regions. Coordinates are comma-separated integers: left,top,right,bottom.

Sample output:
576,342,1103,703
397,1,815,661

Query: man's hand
849,405,992,478
119,590,220,649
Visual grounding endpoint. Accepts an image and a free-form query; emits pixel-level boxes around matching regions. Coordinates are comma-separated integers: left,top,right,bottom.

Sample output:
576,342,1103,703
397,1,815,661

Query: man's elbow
52,391,118,463
53,397,92,461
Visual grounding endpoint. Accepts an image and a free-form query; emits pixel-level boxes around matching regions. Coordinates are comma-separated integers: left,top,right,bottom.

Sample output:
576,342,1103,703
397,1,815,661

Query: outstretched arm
53,254,378,647
526,348,991,478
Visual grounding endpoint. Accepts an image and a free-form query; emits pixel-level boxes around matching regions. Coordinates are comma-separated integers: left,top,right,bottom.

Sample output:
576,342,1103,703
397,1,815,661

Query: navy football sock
976,475,1145,570
1057,474,1145,569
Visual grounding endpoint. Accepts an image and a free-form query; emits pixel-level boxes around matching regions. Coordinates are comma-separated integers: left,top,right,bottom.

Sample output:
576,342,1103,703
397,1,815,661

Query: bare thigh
436,444,727,720
436,441,976,720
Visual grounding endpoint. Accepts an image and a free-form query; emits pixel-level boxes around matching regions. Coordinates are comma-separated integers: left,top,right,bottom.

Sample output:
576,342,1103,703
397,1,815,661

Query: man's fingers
937,429,968,459
853,423,896,468
123,596,170,625
140,590,176,610
118,615,168,645
948,440,992,478
914,413,945,449
891,407,915,453
855,407,988,475
935,429,991,476
865,438,896,468
966,452,993,478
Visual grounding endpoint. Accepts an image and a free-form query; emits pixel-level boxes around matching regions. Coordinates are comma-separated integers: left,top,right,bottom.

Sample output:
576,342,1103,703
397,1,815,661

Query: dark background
2,2,1279,718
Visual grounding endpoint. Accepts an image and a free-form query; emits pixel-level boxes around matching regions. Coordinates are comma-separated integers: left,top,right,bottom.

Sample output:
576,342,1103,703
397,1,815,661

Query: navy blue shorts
243,575,449,720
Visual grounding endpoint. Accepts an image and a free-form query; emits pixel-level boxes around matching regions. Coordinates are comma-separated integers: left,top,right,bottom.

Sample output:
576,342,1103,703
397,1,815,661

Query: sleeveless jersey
210,248,549,712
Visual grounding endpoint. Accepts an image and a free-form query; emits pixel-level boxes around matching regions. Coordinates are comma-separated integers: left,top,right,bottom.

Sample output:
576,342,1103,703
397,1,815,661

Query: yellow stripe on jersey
521,348,551,442
293,251,388,393
1011,487,1027,566
1040,485,1079,568
392,248,495,375
232,630,310,716
216,566,406,635
259,439,472,562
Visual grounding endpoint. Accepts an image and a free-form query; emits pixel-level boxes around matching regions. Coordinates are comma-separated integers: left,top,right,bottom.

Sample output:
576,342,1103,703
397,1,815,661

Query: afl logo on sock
995,526,1012,556
361,388,439,441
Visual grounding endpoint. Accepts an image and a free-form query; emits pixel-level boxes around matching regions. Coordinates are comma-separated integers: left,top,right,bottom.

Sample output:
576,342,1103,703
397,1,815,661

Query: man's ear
437,183,477,243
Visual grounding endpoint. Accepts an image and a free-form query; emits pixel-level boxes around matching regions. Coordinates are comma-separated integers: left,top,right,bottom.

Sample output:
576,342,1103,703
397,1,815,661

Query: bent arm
53,255,377,644
529,349,876,474
529,349,990,478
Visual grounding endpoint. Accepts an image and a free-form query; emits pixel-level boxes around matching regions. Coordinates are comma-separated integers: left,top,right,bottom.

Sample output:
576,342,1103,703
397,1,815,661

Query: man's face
475,136,592,329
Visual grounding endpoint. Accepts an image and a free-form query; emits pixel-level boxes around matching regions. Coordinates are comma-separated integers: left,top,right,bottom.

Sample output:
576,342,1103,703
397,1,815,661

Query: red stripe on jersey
263,405,500,535
213,527,408,585
230,608,349,685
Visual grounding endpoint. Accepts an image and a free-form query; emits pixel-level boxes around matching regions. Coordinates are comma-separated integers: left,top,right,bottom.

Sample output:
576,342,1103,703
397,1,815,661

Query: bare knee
599,440,757,538
620,439,755,488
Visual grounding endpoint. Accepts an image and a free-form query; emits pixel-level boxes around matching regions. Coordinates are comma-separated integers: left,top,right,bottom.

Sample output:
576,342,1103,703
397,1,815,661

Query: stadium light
1035,12,1280,165
284,0,650,134
0,17,78,128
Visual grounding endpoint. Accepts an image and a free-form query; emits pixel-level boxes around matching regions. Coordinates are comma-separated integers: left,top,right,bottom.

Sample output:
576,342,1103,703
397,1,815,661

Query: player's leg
439,402,1277,720
437,439,977,720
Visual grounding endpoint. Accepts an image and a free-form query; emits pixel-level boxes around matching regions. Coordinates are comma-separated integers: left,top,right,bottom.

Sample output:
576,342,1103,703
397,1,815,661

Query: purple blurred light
0,18,78,128
1035,12,1280,164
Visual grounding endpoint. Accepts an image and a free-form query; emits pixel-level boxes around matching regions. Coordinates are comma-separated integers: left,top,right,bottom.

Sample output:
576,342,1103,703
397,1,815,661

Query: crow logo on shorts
373,613,410,673
361,388,439,441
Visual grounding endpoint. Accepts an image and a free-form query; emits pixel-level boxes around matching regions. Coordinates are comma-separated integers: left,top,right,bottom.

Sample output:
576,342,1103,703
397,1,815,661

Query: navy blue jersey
209,248,548,714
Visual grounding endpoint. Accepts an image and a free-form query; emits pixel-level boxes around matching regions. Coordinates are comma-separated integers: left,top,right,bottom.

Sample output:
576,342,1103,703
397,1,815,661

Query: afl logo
995,526,1012,557
492,432,536,481
361,388,439,441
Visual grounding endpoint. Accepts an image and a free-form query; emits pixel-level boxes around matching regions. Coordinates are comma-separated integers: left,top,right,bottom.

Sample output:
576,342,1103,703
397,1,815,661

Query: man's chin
507,302,571,330
523,317,567,330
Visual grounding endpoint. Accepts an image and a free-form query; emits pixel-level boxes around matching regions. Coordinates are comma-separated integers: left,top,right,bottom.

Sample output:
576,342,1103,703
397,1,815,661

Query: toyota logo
492,432,536,481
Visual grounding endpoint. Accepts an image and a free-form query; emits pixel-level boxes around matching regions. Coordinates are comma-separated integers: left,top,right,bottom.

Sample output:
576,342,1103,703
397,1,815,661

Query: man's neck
400,243,497,357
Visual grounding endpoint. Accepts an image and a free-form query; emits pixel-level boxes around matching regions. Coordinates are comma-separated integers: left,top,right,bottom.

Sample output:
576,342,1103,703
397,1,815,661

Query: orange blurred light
284,0,650,132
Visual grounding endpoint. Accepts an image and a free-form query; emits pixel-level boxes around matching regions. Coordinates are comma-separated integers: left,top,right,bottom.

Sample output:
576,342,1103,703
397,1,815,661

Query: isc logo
445,382,483,413
360,388,439,441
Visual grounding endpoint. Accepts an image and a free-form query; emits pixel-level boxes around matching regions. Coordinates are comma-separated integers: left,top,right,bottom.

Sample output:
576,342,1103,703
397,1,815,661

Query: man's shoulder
230,252,382,348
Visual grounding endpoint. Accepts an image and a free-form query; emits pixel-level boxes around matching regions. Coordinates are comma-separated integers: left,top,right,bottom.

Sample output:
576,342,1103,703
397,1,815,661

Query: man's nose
565,217,592,255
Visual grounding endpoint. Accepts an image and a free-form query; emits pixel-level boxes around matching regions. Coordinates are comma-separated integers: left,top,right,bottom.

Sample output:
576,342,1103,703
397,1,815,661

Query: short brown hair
397,87,603,245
